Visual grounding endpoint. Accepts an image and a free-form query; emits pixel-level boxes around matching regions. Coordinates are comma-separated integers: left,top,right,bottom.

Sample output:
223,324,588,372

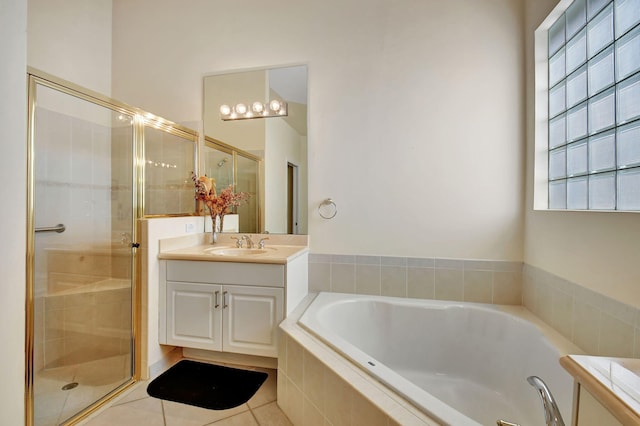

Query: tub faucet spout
527,376,565,426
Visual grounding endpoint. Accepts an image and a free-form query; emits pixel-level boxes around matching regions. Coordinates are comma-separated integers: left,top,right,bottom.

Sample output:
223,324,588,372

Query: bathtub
298,292,582,426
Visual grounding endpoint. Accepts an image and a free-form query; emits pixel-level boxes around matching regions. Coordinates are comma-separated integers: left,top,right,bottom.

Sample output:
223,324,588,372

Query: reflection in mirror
202,142,233,193
203,65,308,234
203,138,261,233
236,152,260,233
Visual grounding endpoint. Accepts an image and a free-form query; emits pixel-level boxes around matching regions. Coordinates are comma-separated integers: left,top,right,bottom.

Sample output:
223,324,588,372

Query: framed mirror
203,65,308,234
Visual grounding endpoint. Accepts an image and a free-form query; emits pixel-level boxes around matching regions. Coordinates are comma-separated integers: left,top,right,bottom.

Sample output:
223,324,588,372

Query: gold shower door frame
25,68,199,426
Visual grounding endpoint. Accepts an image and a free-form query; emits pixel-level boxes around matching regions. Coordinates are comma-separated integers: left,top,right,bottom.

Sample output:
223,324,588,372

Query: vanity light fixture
251,102,264,113
219,100,288,121
235,103,248,114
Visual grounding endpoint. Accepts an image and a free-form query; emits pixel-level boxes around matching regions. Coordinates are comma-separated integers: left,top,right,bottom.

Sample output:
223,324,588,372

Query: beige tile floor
77,359,292,426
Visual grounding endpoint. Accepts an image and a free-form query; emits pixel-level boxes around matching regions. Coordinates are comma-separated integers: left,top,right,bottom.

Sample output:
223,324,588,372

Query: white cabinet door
222,285,284,357
166,282,223,351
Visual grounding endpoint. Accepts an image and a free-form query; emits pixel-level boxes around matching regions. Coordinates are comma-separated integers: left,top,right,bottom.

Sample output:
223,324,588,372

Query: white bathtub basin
299,292,583,425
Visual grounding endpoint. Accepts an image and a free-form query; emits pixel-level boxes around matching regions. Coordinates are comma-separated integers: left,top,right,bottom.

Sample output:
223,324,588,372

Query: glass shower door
29,80,136,426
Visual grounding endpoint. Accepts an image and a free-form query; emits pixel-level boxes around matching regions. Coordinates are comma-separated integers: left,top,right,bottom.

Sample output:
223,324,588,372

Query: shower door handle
35,224,65,233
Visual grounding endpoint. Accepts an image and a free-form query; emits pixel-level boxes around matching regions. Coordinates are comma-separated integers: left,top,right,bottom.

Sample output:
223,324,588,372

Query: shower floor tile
34,354,131,426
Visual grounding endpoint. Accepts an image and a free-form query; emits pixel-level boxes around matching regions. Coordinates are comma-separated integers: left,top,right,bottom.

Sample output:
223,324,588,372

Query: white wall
0,0,27,424
524,0,640,307
27,0,113,95
142,217,204,368
112,0,526,261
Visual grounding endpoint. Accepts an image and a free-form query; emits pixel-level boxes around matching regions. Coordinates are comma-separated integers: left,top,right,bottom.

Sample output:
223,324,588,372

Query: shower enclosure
26,70,198,426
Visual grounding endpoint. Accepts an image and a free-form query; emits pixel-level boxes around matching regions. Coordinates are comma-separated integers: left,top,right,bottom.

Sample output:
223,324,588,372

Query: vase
210,214,221,244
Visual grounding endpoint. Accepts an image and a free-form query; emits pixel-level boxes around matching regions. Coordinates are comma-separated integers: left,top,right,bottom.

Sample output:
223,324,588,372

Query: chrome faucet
527,376,565,426
230,236,243,248
242,235,255,248
258,237,269,249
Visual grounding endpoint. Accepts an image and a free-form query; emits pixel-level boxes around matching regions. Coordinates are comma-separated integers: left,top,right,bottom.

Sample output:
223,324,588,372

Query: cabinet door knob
214,291,220,309
223,291,228,309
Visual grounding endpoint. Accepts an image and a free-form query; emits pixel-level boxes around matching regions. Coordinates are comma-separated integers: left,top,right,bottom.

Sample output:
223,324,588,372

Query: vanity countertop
157,233,309,265
560,354,640,425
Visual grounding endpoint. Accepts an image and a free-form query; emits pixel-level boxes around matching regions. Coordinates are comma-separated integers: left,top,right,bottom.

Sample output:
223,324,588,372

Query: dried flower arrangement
191,172,249,239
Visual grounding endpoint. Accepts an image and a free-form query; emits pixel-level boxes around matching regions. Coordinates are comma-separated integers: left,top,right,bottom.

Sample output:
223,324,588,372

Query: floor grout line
160,399,167,426
247,405,260,425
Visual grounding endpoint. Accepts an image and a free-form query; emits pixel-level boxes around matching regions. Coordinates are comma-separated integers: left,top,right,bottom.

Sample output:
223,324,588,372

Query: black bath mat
146,360,268,410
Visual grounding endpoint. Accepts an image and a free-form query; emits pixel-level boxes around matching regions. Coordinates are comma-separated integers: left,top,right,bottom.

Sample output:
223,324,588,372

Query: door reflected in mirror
203,65,308,234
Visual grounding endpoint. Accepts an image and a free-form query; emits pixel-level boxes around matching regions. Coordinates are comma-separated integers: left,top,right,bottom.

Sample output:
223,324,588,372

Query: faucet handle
258,237,269,249
230,236,243,248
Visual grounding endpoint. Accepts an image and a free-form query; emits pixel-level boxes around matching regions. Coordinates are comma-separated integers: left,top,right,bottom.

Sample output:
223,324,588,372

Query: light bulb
219,104,231,115
252,102,264,113
269,100,281,112
235,103,247,114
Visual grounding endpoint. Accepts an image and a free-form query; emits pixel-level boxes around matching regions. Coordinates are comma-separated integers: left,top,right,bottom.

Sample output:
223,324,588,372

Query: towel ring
318,198,337,219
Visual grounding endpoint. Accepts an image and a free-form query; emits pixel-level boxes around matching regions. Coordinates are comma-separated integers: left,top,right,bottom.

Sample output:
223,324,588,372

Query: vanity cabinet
166,281,222,350
159,257,304,359
166,281,283,357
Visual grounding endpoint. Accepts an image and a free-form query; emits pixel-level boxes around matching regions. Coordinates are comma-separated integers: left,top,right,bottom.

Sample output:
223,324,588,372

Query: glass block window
548,0,640,210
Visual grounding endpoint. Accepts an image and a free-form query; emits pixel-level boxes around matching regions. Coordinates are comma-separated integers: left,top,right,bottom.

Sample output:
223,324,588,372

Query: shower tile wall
111,125,134,241
523,264,640,358
33,106,132,372
143,127,195,215
34,107,114,249
308,254,523,305
43,283,131,368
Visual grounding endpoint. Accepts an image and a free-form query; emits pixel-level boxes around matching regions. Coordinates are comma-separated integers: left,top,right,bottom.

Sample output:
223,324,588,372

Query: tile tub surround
308,254,523,305
523,264,640,359
278,296,440,426
308,254,640,359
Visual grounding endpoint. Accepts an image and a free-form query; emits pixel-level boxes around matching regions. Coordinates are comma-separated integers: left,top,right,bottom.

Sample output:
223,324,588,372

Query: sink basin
205,247,269,256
